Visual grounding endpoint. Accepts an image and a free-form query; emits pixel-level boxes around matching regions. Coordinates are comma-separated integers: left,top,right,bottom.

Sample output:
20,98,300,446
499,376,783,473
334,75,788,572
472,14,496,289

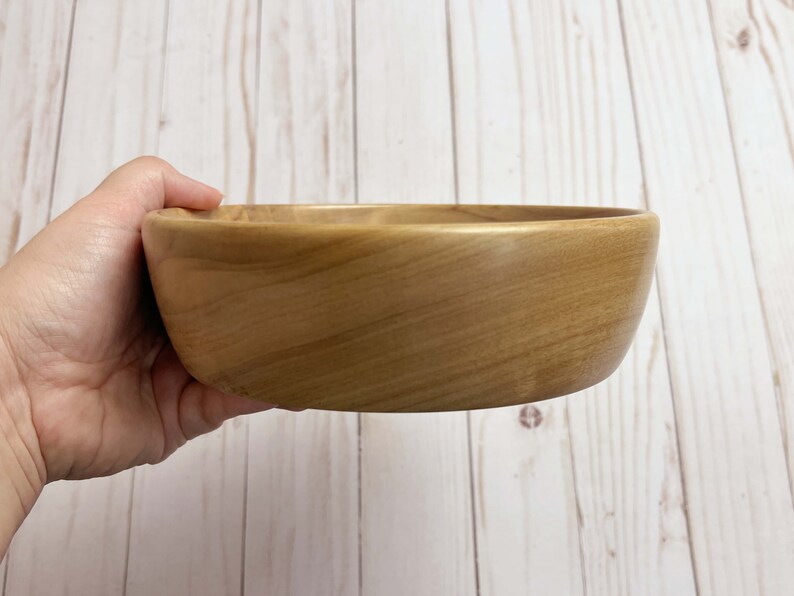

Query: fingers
90,156,222,214
152,344,278,458
178,382,276,442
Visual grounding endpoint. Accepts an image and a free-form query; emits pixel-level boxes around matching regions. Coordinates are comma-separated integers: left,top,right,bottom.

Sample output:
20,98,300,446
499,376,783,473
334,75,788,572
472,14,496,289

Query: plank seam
1,554,8,596
5,0,76,592
351,3,363,594
45,0,78,224
352,0,359,205
240,421,250,596
155,0,171,159
444,3,479,592
444,0,460,206
243,0,262,206
241,2,263,593
613,0,702,593
357,414,363,596
124,2,170,593
121,470,135,596
465,412,482,596
565,404,589,596
702,0,794,505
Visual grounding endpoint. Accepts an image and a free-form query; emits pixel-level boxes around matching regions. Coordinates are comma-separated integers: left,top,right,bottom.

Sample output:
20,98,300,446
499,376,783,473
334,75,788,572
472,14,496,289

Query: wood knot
737,28,751,49
519,405,543,429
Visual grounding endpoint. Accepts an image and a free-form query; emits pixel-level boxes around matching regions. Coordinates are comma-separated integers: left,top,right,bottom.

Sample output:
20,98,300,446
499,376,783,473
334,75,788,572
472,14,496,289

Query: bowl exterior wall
143,212,658,412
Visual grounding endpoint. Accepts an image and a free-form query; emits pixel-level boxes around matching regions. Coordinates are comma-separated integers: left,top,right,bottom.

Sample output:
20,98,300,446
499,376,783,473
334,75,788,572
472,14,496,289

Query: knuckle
127,155,171,174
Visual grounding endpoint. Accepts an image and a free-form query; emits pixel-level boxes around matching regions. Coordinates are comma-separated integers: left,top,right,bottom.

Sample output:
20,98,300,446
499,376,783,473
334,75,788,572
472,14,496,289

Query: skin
0,157,276,557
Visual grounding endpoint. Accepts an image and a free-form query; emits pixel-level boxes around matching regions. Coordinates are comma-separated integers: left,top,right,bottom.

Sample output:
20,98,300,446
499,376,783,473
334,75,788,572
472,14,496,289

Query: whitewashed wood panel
356,0,455,202
619,0,794,594
707,0,794,495
468,403,583,596
124,1,258,595
448,2,581,594
0,0,75,587
255,0,355,203
245,411,359,596
0,0,73,263
0,1,71,592
360,414,475,596
5,479,132,596
50,0,167,213
0,0,791,594
0,7,66,588
244,2,359,595
568,289,696,596
3,3,167,595
0,0,9,79
356,1,476,595
449,0,696,594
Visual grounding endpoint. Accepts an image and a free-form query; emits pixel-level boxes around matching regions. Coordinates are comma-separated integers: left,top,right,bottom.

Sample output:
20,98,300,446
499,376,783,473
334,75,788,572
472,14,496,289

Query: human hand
0,158,274,511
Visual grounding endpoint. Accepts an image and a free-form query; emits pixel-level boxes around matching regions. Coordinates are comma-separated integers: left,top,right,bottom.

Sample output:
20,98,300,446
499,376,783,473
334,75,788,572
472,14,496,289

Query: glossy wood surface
4,0,792,593
143,204,658,412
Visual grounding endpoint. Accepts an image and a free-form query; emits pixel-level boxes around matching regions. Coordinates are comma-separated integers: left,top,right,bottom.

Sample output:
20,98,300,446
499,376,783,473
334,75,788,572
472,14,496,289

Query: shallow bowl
142,204,659,412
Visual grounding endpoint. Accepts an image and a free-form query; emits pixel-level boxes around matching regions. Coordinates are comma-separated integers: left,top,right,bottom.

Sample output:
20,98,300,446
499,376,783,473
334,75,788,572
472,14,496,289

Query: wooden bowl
142,205,659,412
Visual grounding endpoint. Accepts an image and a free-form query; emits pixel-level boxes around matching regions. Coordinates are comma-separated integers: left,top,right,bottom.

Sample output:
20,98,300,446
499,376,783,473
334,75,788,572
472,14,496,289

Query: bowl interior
155,204,644,226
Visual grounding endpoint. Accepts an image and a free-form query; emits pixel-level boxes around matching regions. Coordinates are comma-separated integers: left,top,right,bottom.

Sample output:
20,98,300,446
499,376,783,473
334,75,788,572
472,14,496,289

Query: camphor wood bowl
142,205,659,412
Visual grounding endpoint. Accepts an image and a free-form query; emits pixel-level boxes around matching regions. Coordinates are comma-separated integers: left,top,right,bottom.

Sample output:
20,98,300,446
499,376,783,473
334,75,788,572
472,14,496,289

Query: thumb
90,155,223,214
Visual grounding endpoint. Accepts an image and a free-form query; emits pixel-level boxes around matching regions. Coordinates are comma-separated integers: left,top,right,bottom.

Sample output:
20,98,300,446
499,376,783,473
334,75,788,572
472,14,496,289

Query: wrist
0,310,45,557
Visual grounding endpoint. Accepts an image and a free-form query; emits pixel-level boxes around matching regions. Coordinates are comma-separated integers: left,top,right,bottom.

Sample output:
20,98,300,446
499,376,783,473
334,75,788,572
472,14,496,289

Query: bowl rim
147,204,656,230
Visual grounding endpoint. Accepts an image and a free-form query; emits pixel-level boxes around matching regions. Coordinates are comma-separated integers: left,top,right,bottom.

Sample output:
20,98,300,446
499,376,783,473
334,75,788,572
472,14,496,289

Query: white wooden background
0,0,792,594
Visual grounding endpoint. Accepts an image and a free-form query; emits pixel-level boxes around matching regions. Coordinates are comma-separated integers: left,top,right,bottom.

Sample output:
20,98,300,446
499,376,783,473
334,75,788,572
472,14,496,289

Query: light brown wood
448,0,696,591
143,204,658,412
244,1,360,592
3,0,794,591
354,1,476,591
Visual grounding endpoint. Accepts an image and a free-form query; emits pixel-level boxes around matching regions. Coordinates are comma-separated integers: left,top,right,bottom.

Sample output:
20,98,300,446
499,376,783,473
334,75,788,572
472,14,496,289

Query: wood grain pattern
0,0,792,594
244,411,358,595
361,413,475,596
124,1,258,594
6,480,132,596
0,0,71,594
50,0,167,216
619,0,794,593
0,0,74,263
244,2,359,594
448,0,696,593
448,7,583,589
356,0,455,203
0,0,9,79
469,403,584,596
144,205,658,413
5,2,167,591
354,0,475,592
0,0,75,591
256,0,354,203
568,288,696,596
706,0,794,496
